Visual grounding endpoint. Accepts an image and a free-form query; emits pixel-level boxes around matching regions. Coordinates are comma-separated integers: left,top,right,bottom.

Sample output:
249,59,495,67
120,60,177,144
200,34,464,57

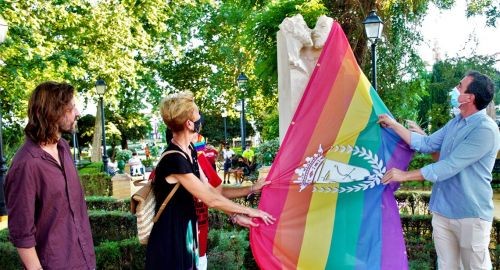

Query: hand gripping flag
250,22,413,269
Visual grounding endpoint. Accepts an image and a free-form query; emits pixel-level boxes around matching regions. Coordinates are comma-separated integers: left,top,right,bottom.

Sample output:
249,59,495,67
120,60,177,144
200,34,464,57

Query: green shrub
150,145,159,157
0,241,22,269
207,229,249,269
86,196,130,212
408,153,434,170
89,210,136,245
80,173,112,196
395,191,431,215
142,157,154,168
78,161,104,175
116,149,133,163
255,138,280,166
0,228,8,242
95,238,146,269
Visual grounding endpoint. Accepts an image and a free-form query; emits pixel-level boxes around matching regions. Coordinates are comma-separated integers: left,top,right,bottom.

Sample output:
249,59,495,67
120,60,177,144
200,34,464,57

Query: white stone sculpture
277,15,334,142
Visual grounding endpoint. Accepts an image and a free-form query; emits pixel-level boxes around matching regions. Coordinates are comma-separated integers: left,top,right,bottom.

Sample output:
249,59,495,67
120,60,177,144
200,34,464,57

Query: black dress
146,143,200,270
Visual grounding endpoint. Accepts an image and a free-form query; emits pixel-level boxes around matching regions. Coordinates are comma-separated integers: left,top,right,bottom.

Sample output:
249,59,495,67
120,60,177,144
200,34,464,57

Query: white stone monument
277,15,334,142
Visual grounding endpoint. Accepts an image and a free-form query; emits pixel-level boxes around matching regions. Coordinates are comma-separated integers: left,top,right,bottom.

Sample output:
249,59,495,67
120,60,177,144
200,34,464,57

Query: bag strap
153,182,180,223
132,150,189,186
151,149,188,223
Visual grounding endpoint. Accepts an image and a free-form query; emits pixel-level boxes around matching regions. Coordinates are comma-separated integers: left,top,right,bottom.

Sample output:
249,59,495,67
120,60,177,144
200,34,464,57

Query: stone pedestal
111,173,132,199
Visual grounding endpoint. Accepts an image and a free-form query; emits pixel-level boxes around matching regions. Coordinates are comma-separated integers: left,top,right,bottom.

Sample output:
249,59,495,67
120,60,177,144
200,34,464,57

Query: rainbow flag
250,22,412,269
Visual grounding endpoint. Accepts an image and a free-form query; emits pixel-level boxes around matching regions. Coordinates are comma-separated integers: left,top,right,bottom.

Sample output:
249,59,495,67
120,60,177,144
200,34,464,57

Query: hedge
88,210,136,245
86,196,130,212
80,173,112,196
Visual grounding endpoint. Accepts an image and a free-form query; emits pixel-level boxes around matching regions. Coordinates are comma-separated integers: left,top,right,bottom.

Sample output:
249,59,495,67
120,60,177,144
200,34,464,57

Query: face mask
449,87,460,108
451,107,461,116
192,118,202,133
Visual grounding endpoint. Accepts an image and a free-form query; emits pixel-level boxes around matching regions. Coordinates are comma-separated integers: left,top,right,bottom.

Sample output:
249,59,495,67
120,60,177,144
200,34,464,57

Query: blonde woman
146,91,274,269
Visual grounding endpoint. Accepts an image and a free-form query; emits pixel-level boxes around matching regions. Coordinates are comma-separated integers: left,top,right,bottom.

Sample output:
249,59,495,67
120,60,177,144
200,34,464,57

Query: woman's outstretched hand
246,208,276,225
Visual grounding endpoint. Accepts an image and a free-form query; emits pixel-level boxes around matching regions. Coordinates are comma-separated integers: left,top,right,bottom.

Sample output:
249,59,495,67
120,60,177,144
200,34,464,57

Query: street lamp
362,10,384,90
95,79,108,174
236,72,248,151
0,17,8,216
221,110,228,144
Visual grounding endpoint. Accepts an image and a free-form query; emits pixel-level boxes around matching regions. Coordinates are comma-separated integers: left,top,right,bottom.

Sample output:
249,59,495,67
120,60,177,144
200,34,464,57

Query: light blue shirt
411,110,500,221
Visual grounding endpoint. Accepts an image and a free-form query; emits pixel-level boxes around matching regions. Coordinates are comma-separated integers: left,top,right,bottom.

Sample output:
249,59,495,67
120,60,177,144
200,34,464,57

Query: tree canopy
0,0,497,159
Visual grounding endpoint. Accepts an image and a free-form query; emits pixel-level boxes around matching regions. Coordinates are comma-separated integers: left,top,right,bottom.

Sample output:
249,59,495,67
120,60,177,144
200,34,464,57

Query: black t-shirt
152,143,200,210
147,143,201,269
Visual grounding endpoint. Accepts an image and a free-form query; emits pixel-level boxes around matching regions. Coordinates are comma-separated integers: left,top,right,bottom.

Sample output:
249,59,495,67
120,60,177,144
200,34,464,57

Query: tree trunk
91,100,102,162
121,137,128,150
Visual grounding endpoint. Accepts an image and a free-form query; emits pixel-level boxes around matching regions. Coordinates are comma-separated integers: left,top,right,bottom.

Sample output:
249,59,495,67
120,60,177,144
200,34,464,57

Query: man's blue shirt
411,110,500,221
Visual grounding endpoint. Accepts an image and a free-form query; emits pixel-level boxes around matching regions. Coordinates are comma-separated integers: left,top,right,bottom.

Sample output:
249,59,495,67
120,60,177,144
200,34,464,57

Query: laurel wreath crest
312,145,386,193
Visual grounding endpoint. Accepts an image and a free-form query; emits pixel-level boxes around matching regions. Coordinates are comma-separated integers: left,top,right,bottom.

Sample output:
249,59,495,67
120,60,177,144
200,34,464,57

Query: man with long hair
4,82,96,269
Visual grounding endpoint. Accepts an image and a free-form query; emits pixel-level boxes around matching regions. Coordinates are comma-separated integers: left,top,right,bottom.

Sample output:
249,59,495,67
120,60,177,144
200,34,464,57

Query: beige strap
151,149,188,223
153,182,180,223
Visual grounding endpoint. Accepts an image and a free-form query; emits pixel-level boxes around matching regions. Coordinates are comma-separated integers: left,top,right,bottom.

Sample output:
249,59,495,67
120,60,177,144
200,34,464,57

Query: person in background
145,144,151,159
222,145,235,184
146,91,274,269
242,145,255,164
4,82,95,269
193,134,269,270
203,144,219,171
128,151,143,176
379,70,499,269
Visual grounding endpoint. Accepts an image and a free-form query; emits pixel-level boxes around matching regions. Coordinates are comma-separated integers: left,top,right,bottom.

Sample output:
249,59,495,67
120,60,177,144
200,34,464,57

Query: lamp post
0,18,8,216
95,79,108,174
221,110,227,143
236,72,248,151
362,10,384,91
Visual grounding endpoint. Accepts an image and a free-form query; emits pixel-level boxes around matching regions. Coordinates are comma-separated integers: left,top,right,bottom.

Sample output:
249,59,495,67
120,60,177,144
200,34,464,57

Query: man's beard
59,120,77,134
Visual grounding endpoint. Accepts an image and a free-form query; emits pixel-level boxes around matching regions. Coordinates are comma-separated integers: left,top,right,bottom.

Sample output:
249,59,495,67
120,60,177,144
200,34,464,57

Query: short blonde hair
160,91,198,132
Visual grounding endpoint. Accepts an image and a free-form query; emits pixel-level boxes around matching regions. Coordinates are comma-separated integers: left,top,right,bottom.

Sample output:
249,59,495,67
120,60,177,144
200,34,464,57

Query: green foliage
115,149,133,162
0,241,22,270
3,195,500,269
78,161,103,174
142,157,154,168
88,210,136,245
420,56,500,132
95,238,146,270
85,196,130,212
0,229,8,242
408,153,434,170
1,122,24,163
79,173,112,196
200,112,254,145
77,114,96,149
207,229,249,269
150,145,159,157
255,138,280,166
260,109,279,141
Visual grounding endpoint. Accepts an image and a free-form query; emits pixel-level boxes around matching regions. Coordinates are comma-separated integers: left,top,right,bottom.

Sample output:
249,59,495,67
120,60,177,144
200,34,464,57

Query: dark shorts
224,160,231,172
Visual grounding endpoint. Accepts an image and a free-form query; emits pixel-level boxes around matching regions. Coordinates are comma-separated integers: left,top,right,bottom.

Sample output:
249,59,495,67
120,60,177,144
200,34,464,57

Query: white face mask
451,107,461,116
449,87,460,108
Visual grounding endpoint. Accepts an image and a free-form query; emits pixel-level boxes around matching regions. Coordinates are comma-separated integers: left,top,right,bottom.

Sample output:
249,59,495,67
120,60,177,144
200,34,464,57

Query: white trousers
198,255,207,270
432,213,492,270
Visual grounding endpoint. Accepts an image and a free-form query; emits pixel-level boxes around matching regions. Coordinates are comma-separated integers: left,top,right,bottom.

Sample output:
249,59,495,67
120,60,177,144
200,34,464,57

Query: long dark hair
24,81,75,144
